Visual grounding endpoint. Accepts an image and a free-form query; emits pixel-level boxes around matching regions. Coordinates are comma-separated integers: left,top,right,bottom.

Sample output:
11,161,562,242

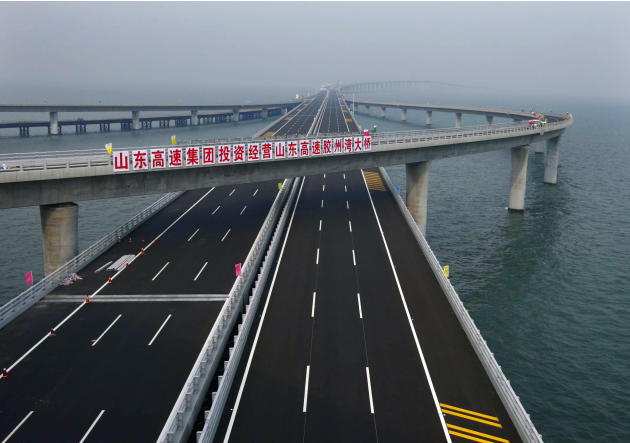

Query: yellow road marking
442,409,503,428
284,117,293,121
363,171,386,191
447,424,509,443
440,403,500,422
449,430,494,443
345,118,353,122
263,131,275,138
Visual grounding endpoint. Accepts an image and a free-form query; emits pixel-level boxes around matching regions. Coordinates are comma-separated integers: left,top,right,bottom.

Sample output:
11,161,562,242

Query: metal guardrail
157,177,295,443
378,166,543,442
0,191,183,330
0,116,572,176
197,176,302,443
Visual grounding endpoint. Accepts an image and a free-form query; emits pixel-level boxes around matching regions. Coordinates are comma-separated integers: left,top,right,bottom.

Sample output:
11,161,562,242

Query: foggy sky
1,2,629,101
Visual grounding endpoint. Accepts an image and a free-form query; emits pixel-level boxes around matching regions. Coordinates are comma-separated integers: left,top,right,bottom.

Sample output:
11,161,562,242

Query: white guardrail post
378,166,543,443
0,191,184,330
157,177,297,443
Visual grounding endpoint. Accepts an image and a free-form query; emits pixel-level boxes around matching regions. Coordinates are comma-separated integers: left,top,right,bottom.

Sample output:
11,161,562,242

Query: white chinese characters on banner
113,151,130,172
132,150,149,170
168,147,183,167
202,146,215,165
151,149,166,169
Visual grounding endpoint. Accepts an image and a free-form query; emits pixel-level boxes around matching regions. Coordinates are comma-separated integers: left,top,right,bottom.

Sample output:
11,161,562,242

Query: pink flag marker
235,263,242,277
25,271,33,286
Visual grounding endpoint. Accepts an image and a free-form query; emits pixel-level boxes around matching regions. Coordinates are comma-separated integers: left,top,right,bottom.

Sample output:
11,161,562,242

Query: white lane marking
322,184,325,192
79,410,105,443
352,249,356,266
303,365,310,413
187,228,200,242
252,188,258,197
366,367,374,414
319,219,322,232
229,188,235,196
148,314,172,346
311,292,316,318
357,293,363,319
225,177,306,441
323,173,326,179
221,228,231,242
360,170,452,442
316,248,320,265
344,185,348,192
91,315,122,347
240,205,247,215
321,199,324,208
343,173,346,180
349,220,353,232
152,262,170,281
346,200,349,209
2,411,34,443
5,187,215,374
212,205,221,215
194,262,208,281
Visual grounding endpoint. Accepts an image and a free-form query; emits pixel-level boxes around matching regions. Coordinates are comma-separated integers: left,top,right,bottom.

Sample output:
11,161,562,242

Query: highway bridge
0,87,572,442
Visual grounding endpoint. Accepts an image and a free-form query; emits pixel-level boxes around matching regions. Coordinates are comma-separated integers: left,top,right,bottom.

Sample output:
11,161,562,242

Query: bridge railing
0,191,183,330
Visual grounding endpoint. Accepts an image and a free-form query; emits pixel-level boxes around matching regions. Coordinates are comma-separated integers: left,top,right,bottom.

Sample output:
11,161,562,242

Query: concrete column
49,112,59,135
190,109,199,126
262,109,269,120
232,109,240,122
406,161,431,235
132,110,140,130
426,110,432,125
535,143,545,154
455,112,462,129
544,137,561,184
485,115,493,126
380,107,386,118
509,146,530,212
401,108,407,122
40,202,78,275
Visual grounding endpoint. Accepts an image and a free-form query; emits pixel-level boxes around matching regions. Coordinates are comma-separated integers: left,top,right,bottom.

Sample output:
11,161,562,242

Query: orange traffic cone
141,248,145,255
129,237,132,243
141,236,145,243
85,296,90,303
50,328,55,337
108,276,112,283
125,263,129,269
1,368,8,379
117,236,121,243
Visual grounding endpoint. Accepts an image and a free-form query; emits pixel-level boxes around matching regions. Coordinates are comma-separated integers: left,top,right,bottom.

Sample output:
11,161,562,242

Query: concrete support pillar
535,143,545,154
132,110,140,130
401,108,407,122
40,202,79,275
190,109,199,126
262,109,269,120
426,110,432,125
455,112,462,129
232,109,240,122
406,161,431,235
380,107,386,118
509,146,530,212
485,115,493,126
544,137,561,184
49,112,59,135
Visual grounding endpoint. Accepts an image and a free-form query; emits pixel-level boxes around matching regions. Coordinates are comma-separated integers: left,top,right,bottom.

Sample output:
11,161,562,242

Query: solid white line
152,262,169,281
346,200,349,209
187,228,200,242
2,411,34,443
91,314,121,347
319,219,322,232
352,249,356,266
349,220,353,232
79,410,105,443
252,188,258,197
303,366,310,413
229,188,235,196
316,248,320,265
224,177,305,441
322,184,325,192
357,293,363,319
221,228,231,242
321,199,324,208
344,185,348,192
311,292,316,318
360,170,452,442
148,314,172,346
212,205,221,215
194,262,208,281
366,367,374,414
240,205,247,215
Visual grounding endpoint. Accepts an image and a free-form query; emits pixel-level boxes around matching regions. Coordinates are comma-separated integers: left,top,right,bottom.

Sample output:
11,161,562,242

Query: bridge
0,87,572,442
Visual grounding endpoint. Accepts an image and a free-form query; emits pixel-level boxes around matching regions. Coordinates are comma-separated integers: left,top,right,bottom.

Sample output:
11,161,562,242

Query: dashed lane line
212,205,221,215
187,228,200,242
229,189,236,196
1,411,34,443
148,314,172,346
316,248,320,265
194,262,209,281
79,410,105,443
91,314,122,347
303,365,311,413
152,262,170,281
252,188,258,197
366,367,374,414
221,228,231,242
319,219,322,231
357,293,363,319
311,292,316,318
240,206,247,215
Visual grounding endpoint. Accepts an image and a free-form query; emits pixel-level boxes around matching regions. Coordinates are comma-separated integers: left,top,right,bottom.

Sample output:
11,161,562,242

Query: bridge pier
191,109,199,126
455,112,462,129
132,111,141,131
49,112,59,135
40,202,78,275
406,160,431,235
544,136,561,184
401,108,407,122
426,110,432,125
232,109,240,123
380,106,386,118
365,105,370,115
486,115,493,126
534,143,545,154
508,146,529,212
